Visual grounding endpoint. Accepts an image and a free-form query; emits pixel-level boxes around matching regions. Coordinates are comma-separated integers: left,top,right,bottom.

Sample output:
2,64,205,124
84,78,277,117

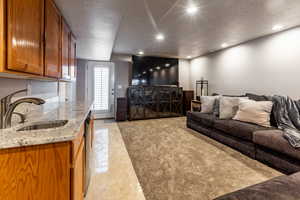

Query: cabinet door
72,138,84,200
69,34,76,80
0,142,71,200
61,19,70,79
44,0,61,78
7,0,44,75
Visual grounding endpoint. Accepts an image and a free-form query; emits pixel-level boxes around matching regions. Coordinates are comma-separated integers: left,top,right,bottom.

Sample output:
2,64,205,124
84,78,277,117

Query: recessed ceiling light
165,63,170,67
221,43,228,48
156,66,161,70
272,24,283,31
143,71,146,74
149,69,153,72
138,50,144,55
187,56,192,59
186,5,199,15
156,33,165,41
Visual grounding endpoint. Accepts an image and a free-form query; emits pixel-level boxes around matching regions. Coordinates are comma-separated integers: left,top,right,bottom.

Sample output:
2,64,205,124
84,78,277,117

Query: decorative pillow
233,99,273,127
200,96,219,114
245,93,277,127
219,97,248,119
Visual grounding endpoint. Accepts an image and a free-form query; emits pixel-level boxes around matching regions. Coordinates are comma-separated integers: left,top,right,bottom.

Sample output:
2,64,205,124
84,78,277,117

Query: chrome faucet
0,89,45,129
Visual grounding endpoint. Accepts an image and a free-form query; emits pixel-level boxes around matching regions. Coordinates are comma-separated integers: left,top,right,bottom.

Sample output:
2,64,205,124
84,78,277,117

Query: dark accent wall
132,56,179,86
150,65,178,85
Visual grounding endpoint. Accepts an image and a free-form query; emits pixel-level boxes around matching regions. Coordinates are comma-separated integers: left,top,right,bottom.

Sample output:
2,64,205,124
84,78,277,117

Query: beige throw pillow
233,99,273,127
219,97,248,119
200,96,219,114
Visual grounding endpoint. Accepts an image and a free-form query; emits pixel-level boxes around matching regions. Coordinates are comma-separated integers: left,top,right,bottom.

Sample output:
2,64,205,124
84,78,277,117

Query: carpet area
118,117,282,200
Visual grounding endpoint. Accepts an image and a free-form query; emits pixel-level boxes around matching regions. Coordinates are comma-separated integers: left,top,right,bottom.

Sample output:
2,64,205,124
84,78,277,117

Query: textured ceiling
54,0,127,60
55,0,300,60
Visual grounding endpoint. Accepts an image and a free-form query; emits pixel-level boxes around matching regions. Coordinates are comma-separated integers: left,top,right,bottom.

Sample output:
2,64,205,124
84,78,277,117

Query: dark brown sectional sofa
186,111,300,200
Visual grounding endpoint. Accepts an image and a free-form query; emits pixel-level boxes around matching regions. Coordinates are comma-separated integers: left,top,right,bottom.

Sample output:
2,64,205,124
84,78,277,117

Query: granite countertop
0,98,94,149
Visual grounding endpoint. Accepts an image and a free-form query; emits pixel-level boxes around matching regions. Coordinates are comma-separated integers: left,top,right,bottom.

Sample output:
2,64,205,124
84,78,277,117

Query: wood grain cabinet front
0,0,77,80
44,0,61,78
0,142,71,200
6,0,44,75
72,138,85,200
69,34,76,80
61,19,71,80
0,124,87,200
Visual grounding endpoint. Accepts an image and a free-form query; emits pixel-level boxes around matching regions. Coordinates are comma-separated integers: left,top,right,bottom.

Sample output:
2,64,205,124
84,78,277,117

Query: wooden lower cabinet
72,138,84,200
0,142,71,200
0,125,85,200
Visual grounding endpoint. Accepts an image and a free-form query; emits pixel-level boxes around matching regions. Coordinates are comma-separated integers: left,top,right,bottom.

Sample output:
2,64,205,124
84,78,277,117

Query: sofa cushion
254,130,300,160
233,99,273,127
219,97,248,119
245,93,277,128
214,172,300,200
188,112,216,128
214,119,271,141
200,96,219,114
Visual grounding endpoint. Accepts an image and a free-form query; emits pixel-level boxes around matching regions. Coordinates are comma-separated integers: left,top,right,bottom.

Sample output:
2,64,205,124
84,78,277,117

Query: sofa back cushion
200,96,219,114
219,97,248,119
233,99,273,127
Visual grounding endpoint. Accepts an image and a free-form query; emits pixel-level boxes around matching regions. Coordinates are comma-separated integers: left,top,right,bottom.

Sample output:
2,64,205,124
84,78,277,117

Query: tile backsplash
0,77,76,127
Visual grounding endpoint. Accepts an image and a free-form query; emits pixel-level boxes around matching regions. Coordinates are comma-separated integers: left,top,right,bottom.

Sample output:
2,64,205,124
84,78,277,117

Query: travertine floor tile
85,120,145,200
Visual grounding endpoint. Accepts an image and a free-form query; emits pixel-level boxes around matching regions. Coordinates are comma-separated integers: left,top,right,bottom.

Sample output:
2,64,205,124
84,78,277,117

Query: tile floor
85,120,146,200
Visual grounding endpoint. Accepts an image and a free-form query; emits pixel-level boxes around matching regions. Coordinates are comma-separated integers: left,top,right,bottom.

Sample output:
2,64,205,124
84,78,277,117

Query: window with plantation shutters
94,66,109,111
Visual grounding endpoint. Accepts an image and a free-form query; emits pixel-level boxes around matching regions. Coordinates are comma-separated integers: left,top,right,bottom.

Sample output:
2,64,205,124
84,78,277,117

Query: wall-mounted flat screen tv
132,56,179,86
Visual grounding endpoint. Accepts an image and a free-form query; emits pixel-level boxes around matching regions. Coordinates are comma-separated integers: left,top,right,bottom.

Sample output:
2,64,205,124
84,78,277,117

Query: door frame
87,61,115,119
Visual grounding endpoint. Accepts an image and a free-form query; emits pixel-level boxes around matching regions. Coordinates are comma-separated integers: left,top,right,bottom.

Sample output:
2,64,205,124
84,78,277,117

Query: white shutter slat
94,66,109,111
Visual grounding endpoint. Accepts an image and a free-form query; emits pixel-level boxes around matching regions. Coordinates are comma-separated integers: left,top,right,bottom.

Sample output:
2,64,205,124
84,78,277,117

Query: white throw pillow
233,99,273,127
200,96,219,114
219,97,248,119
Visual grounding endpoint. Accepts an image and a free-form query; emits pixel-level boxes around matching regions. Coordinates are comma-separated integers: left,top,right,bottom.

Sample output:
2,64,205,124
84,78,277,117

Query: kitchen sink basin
17,120,68,132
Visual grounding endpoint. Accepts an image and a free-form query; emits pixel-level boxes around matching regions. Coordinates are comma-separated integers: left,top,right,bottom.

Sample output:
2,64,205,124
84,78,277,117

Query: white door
88,61,115,119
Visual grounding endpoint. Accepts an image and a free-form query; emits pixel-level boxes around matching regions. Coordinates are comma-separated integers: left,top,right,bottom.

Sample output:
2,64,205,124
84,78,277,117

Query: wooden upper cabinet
69,34,76,80
44,0,61,78
7,0,44,75
61,19,70,79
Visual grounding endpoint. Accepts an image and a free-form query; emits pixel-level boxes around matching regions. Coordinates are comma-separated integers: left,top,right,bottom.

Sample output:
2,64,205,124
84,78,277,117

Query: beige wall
189,27,300,99
179,59,191,90
111,54,132,98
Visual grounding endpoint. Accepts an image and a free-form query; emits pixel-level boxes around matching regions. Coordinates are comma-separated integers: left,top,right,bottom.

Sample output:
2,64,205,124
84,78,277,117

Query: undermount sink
17,120,68,132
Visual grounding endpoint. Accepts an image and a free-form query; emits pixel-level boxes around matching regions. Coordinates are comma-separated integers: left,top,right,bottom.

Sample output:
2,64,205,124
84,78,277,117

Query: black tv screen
132,56,179,86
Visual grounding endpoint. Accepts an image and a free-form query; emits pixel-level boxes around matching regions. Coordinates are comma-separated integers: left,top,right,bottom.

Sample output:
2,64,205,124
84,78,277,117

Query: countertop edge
0,101,94,150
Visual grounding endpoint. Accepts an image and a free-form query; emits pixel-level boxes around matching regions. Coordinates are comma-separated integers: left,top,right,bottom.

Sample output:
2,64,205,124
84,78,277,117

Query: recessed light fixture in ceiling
187,56,192,59
221,43,228,48
186,5,199,15
149,69,153,72
138,50,144,55
272,24,283,31
165,63,170,67
156,66,161,70
156,33,165,41
143,71,146,74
